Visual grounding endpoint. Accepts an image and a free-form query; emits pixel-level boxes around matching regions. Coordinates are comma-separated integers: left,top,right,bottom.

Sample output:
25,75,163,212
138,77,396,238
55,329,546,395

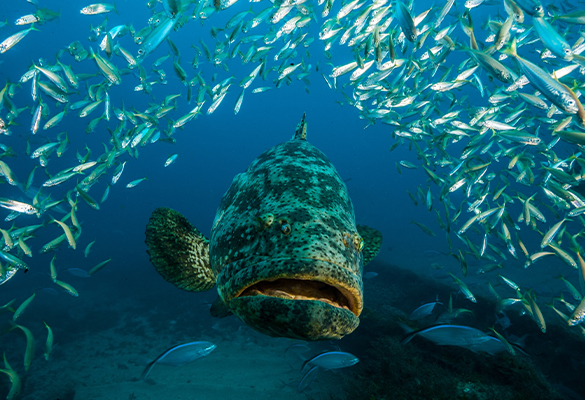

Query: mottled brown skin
145,208,214,292
210,134,364,340
145,117,371,340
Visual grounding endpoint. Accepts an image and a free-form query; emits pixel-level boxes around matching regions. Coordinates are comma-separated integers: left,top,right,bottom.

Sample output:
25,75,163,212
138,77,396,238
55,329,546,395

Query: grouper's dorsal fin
145,207,216,292
357,225,383,265
293,112,307,141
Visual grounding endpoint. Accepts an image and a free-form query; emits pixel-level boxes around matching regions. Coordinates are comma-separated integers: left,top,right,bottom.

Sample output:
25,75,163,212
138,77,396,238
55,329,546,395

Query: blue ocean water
1,0,585,399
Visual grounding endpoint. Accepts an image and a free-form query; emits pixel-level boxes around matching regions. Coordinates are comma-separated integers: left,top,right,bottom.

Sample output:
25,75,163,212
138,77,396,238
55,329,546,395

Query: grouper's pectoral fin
145,207,215,292
357,225,382,265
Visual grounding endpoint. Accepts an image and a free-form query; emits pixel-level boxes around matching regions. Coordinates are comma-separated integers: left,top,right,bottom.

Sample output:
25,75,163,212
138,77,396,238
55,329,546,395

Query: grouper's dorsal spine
293,113,307,141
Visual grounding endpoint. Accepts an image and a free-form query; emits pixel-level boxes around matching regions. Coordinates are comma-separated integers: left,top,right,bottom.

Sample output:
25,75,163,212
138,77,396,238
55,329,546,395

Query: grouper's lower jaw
216,257,363,340
229,295,360,340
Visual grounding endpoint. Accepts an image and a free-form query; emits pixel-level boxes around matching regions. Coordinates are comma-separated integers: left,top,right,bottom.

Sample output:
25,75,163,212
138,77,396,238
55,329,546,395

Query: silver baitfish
140,341,217,380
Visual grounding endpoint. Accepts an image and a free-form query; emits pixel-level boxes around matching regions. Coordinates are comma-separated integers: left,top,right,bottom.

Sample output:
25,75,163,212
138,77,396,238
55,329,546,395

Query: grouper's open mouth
237,278,356,315
216,257,363,340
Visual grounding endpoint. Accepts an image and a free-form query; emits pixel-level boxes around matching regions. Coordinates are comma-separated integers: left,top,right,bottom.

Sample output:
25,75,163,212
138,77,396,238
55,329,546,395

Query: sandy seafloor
4,264,352,400
4,255,585,400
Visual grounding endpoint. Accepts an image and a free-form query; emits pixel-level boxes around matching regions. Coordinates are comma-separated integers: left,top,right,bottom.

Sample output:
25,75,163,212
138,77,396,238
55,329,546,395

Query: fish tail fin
502,38,517,58
39,217,50,229
140,361,156,381
455,42,469,52
293,113,307,141
545,299,556,310
145,207,215,292
398,323,417,344
4,320,18,333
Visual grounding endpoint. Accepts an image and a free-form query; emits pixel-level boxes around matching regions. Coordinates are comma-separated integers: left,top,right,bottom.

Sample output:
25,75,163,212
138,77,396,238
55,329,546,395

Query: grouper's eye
353,234,364,252
280,220,292,235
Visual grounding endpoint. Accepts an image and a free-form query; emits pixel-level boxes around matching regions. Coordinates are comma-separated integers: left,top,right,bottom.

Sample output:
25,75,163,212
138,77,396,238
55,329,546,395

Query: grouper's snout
217,257,363,340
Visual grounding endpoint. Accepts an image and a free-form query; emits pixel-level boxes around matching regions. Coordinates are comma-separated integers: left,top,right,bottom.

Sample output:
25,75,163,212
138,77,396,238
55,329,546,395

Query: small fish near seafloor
145,115,382,341
401,324,515,355
301,350,359,373
140,341,217,380
409,300,443,320
298,350,359,393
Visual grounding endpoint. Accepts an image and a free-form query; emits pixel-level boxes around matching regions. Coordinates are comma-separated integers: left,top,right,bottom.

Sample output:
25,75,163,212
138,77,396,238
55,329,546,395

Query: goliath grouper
145,114,381,340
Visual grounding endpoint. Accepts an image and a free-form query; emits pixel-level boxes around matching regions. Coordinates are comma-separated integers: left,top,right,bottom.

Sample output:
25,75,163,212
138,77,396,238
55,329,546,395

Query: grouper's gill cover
211,115,364,339
145,115,381,341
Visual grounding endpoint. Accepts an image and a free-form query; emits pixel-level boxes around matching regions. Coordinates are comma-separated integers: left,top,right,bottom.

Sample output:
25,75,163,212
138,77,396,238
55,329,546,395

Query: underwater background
1,0,585,398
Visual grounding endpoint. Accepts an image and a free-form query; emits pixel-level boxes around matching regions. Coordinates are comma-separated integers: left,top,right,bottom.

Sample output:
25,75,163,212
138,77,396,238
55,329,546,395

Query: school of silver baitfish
1,0,585,397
